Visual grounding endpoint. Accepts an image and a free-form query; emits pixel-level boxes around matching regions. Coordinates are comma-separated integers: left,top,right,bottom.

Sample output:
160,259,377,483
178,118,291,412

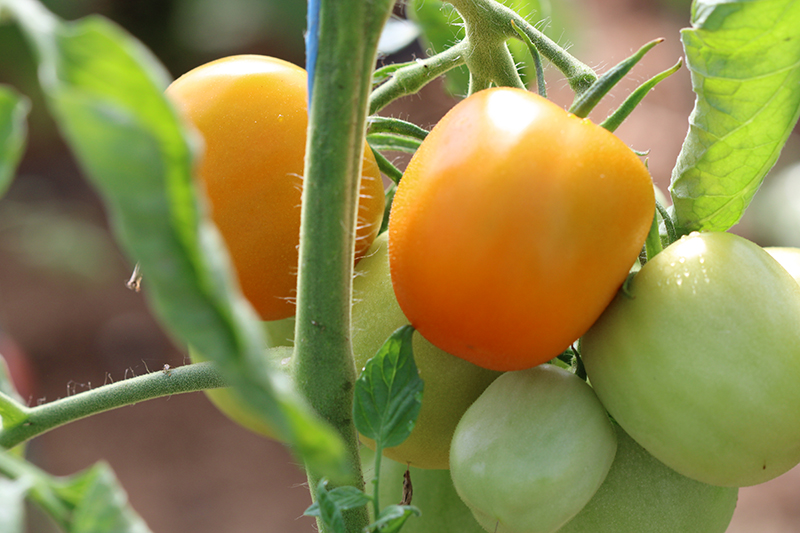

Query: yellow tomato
167,55,385,320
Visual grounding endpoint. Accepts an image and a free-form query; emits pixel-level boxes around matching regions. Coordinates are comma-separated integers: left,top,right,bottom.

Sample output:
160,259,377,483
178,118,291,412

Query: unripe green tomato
352,233,502,470
189,317,295,440
360,448,485,533
450,365,617,533
582,231,800,487
556,423,738,533
765,246,800,284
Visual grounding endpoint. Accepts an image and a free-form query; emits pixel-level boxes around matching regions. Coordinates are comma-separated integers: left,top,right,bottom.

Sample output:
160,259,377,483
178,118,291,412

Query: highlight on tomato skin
387,87,655,372
165,54,385,321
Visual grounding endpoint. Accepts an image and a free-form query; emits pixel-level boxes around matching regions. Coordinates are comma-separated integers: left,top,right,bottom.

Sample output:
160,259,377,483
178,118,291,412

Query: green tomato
361,447,485,533
582,231,800,487
189,317,295,440
450,365,617,533
556,423,738,533
765,246,800,284
352,233,502,469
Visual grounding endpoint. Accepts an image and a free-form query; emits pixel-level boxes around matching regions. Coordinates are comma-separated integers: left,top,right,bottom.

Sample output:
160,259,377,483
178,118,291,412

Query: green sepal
569,39,663,118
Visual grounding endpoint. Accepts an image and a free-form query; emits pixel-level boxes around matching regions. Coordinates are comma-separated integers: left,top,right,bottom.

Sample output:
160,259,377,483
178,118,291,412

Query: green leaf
3,0,346,477
354,325,424,449
0,477,29,533
52,462,151,533
0,450,148,533
306,480,347,533
670,0,800,234
0,85,29,198
368,504,421,533
304,485,372,517
0,354,28,430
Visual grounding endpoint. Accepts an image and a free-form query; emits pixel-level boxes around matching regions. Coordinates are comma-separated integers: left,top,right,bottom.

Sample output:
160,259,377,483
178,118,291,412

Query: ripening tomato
166,55,385,320
450,365,617,533
388,87,654,371
582,231,800,487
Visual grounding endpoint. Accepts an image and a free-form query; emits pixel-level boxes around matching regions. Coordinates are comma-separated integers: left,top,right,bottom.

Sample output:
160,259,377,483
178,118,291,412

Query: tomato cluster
174,55,800,533
359,87,800,533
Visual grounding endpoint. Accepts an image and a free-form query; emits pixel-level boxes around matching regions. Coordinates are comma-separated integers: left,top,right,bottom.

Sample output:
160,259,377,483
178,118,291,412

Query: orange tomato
167,55,385,320
388,87,654,371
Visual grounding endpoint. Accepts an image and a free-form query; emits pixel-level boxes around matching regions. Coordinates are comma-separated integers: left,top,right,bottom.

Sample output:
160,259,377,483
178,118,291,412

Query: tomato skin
557,423,738,533
388,87,654,371
582,231,800,487
450,365,617,533
352,233,502,469
166,55,385,321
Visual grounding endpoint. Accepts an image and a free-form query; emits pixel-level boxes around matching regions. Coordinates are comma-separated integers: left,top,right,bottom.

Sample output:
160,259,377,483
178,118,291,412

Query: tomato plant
582,232,800,487
388,87,654,371
352,233,501,470
165,54,385,321
450,365,617,533
1,0,799,532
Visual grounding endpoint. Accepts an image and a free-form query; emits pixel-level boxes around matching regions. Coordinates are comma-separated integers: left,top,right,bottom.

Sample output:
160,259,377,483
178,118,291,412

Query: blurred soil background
1,0,799,531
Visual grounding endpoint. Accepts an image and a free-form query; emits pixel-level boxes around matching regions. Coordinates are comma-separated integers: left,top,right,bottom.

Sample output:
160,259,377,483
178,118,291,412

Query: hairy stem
0,362,226,449
296,0,395,531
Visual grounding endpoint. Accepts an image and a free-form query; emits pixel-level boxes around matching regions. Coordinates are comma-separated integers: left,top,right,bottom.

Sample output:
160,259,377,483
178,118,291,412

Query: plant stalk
294,0,395,531
0,362,226,449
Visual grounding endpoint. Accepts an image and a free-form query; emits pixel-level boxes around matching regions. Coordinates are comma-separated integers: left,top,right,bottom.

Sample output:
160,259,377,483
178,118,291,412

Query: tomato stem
448,0,596,95
0,362,227,449
369,40,469,115
296,0,395,530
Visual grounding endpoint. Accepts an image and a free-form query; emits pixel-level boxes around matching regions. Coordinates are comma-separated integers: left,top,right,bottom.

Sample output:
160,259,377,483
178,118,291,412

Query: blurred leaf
354,325,423,449
670,0,800,234
4,0,346,477
0,476,29,533
52,462,151,533
0,449,151,533
0,85,29,198
368,504,421,533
